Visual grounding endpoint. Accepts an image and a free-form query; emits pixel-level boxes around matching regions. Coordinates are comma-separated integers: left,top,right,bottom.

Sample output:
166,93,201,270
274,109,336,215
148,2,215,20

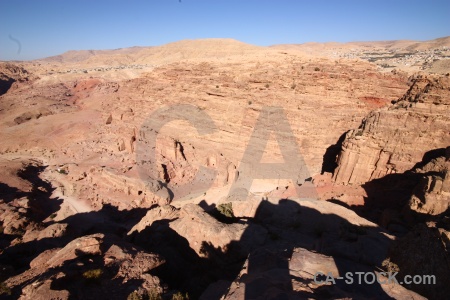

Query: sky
1,0,449,61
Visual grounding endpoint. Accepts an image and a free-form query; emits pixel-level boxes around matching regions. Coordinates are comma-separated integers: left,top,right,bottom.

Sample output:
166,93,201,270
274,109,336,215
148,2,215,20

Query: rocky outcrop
0,63,31,96
406,147,450,216
128,205,179,233
217,247,425,300
388,223,450,300
13,108,53,125
333,75,450,185
170,203,267,256
45,233,103,267
4,233,165,300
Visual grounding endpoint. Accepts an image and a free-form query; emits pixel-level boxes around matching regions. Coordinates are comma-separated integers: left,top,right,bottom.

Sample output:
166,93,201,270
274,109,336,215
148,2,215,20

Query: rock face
45,234,103,267
0,63,32,96
324,74,450,300
218,247,425,300
388,223,450,300
333,75,450,185
407,147,450,216
0,51,409,211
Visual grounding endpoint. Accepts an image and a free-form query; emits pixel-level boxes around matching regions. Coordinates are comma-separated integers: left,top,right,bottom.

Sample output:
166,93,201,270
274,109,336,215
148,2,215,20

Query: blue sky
1,0,449,61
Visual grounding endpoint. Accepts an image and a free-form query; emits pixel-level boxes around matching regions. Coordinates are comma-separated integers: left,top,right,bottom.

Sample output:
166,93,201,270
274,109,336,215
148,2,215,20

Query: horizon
1,0,450,61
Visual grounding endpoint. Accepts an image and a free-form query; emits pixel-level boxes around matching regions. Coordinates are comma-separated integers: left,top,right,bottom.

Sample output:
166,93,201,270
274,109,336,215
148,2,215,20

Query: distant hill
37,36,450,68
271,36,450,52
38,39,264,66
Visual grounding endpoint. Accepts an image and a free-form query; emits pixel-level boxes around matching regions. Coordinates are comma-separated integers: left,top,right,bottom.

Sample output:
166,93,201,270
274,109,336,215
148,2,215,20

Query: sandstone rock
37,223,68,240
30,249,60,269
405,147,450,216
20,278,70,300
333,75,450,185
1,207,28,235
14,108,53,125
389,223,450,300
103,243,165,281
220,247,425,300
46,233,103,267
128,205,179,234
0,63,32,96
170,203,266,256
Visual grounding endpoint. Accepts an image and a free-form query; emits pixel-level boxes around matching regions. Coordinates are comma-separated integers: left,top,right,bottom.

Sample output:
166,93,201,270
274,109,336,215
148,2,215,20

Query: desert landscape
0,36,449,299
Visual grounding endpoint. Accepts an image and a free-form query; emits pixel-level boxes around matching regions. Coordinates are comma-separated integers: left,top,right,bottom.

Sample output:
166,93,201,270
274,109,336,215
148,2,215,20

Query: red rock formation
333,75,450,185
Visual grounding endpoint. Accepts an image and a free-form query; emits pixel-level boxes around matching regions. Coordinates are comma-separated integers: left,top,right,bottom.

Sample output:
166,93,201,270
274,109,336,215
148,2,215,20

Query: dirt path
42,169,92,214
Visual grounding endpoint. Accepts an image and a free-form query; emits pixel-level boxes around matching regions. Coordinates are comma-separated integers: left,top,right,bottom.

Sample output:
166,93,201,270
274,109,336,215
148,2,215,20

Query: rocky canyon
0,37,449,299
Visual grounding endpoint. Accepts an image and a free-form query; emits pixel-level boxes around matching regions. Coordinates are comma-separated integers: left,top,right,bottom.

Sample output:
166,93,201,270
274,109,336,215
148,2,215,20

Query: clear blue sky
1,0,449,61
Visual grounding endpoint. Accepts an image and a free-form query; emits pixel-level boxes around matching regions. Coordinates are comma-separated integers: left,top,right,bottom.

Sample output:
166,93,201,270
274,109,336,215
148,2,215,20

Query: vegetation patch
172,292,190,300
127,289,163,300
0,282,11,296
82,268,103,283
382,257,400,273
217,202,234,219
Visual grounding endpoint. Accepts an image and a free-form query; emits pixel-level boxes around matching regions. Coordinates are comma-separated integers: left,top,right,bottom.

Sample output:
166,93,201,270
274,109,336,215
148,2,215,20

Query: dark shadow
0,204,150,299
340,148,450,299
411,147,447,170
0,183,27,203
235,199,395,299
0,186,419,298
198,201,238,224
2,233,149,300
359,171,420,223
17,164,63,223
0,78,16,96
326,198,351,209
321,132,347,174
0,163,63,256
127,198,397,299
198,200,216,212
48,234,148,300
129,219,223,298
358,148,448,226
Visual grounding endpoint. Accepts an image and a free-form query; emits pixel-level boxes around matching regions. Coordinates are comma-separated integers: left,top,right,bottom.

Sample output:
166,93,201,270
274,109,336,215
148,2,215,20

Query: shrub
0,282,11,296
314,67,320,71
127,291,142,300
248,100,252,105
128,288,163,300
354,130,363,137
147,288,163,300
265,83,269,88
380,63,394,68
217,203,234,219
10,227,25,236
57,168,67,175
172,292,189,300
382,258,400,273
82,269,103,283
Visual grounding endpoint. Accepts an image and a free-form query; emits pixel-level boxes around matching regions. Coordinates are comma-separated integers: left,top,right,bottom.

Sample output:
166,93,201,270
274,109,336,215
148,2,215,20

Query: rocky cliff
0,63,33,96
333,75,450,185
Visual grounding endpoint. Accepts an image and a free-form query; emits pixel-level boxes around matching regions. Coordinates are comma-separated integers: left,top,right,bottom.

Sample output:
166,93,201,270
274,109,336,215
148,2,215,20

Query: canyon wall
333,75,450,185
